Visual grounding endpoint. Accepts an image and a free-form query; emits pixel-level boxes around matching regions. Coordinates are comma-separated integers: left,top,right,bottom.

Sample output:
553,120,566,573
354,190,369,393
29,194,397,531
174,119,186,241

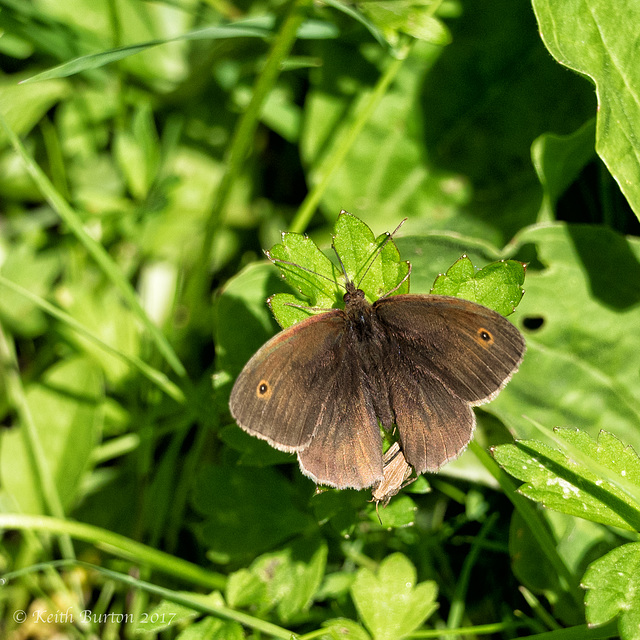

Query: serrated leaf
268,232,340,308
493,429,640,531
351,553,438,640
268,212,408,328
319,617,372,640
430,256,525,315
226,536,327,623
582,542,640,640
332,211,409,302
268,292,319,328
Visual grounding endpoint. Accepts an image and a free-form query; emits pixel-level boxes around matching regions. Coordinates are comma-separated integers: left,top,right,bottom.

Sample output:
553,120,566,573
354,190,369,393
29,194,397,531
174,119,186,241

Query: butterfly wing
295,347,384,489
230,311,384,488
374,295,525,473
230,311,347,450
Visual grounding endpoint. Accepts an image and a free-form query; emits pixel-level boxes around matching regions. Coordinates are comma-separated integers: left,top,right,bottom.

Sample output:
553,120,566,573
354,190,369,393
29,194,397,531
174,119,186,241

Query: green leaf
533,0,640,220
333,211,409,302
226,536,328,622
267,230,340,316
350,553,438,640
268,212,409,328
582,542,640,640
319,618,372,640
0,245,61,337
493,428,640,532
191,465,314,562
487,223,640,454
430,255,525,315
370,494,417,528
0,356,103,514
359,1,452,46
531,119,597,222
0,73,69,146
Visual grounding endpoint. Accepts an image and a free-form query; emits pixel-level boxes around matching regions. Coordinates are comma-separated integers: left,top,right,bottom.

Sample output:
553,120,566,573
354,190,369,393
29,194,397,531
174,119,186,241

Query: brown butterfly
229,228,525,492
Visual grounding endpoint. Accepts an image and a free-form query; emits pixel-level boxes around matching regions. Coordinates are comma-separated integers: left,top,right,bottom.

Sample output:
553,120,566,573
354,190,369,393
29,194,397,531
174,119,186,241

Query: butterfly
229,216,525,492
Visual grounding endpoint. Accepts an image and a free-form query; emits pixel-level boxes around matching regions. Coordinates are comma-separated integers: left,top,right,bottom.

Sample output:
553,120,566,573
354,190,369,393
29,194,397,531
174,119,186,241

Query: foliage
0,0,639,639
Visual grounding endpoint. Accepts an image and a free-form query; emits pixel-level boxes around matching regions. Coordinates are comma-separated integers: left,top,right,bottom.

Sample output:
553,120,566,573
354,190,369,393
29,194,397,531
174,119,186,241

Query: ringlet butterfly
229,212,525,494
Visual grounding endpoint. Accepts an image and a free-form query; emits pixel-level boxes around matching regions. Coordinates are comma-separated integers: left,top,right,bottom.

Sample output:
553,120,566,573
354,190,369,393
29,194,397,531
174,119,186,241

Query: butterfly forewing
230,311,347,451
374,295,525,404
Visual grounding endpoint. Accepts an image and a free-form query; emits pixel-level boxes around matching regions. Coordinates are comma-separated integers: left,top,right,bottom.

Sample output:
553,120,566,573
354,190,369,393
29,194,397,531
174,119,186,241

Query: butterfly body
230,281,525,490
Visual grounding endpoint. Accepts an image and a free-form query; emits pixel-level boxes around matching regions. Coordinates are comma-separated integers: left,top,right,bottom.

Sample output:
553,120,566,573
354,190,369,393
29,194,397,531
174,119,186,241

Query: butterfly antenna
375,501,383,525
331,245,351,285
265,251,344,290
379,261,412,299
354,218,407,289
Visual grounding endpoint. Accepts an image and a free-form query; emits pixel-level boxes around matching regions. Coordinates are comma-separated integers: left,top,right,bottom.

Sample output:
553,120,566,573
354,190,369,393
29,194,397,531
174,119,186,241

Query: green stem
0,327,75,560
471,441,584,610
3,559,293,639
189,0,311,311
447,512,498,631
0,514,225,590
290,42,412,234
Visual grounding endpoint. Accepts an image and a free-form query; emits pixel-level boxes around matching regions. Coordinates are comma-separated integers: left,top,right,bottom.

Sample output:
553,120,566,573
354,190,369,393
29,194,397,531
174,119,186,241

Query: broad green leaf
582,542,640,640
493,429,640,532
533,0,640,220
302,2,594,244
0,245,61,337
191,465,314,562
0,357,103,514
60,282,142,386
531,119,597,222
0,73,68,146
488,223,640,453
268,230,340,314
351,553,438,640
430,256,525,315
359,1,452,46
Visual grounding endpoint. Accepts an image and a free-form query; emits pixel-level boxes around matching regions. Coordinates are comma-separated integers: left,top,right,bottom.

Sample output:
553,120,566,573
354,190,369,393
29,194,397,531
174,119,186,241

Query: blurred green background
1,0,639,638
